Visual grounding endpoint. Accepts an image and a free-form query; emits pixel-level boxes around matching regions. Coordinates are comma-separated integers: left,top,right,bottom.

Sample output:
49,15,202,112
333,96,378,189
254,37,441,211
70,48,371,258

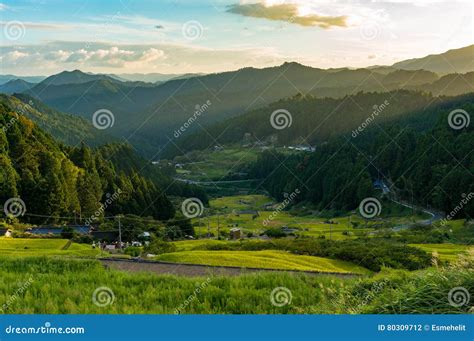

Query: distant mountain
0,74,45,84
382,69,438,86
392,45,474,74
0,79,36,94
24,64,473,157
111,72,203,83
167,73,205,81
366,65,398,75
40,69,122,86
1,94,115,147
410,72,474,96
19,46,474,157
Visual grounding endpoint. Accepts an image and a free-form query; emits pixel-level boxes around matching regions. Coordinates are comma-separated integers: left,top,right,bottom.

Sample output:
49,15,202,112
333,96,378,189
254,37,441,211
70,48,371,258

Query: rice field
0,237,99,257
408,243,472,262
175,147,260,181
155,250,371,274
193,195,467,241
0,257,471,314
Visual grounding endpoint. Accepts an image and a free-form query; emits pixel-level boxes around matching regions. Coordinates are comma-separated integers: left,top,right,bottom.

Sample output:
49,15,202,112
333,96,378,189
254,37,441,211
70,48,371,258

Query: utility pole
207,211,210,238
118,215,122,251
198,216,201,239
217,213,220,240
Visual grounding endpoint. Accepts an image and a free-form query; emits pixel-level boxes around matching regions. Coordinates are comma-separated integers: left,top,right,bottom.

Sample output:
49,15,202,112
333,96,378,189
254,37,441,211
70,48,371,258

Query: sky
0,0,472,76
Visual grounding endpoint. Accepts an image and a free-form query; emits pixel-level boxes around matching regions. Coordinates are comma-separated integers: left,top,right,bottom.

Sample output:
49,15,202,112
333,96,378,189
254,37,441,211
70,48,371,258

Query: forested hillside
0,98,175,223
0,94,114,147
163,90,440,157
246,93,474,216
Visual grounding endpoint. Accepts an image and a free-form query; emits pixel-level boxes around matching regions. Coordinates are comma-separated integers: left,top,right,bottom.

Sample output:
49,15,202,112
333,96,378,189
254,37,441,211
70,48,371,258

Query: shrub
124,246,141,257
263,228,287,238
60,227,74,239
144,239,177,255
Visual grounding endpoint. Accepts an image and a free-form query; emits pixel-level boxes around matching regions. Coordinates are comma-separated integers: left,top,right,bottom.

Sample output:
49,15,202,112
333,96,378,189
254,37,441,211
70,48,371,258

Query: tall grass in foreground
0,256,471,314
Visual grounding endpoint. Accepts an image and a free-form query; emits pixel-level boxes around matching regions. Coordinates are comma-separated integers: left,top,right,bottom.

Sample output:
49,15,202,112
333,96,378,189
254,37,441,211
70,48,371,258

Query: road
99,258,361,278
376,180,444,230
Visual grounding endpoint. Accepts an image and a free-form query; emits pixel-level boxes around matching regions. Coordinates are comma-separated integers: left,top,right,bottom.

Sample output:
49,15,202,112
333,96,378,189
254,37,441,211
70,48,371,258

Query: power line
22,212,201,224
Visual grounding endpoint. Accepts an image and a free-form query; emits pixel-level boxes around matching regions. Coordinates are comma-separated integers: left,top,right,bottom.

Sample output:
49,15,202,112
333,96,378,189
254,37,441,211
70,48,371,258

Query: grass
194,194,376,240
210,194,271,211
174,147,260,181
155,250,370,274
172,239,230,251
0,237,99,257
409,243,471,262
193,195,467,242
0,257,471,314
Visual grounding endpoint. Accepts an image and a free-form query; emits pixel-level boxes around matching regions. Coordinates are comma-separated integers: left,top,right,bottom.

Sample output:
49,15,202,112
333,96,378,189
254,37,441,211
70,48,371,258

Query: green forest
0,96,207,225
244,93,473,216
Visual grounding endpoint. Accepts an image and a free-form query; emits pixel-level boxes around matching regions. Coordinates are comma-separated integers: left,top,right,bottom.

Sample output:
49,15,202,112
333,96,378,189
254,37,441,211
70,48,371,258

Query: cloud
227,2,348,28
0,20,72,30
61,46,165,68
0,42,286,75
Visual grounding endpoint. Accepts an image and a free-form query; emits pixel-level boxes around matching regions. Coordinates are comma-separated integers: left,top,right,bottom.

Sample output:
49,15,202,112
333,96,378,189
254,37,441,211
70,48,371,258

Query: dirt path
99,258,361,278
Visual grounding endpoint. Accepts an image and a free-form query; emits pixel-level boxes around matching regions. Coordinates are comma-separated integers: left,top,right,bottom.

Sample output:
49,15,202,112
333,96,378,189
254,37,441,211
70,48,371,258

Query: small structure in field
0,228,11,237
229,228,242,240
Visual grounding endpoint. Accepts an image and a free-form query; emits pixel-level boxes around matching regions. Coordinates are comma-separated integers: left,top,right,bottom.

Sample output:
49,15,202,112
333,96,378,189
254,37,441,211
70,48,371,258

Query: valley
0,44,473,316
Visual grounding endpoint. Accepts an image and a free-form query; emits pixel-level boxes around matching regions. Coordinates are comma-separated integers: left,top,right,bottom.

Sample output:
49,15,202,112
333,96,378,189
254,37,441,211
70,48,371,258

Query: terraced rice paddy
155,250,370,274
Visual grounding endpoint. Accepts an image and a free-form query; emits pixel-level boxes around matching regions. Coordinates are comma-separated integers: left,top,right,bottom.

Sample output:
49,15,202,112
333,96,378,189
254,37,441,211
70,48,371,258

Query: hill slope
162,90,442,157
0,79,36,94
25,65,462,157
392,45,474,74
1,94,114,147
40,69,122,86
246,92,474,216
0,96,178,223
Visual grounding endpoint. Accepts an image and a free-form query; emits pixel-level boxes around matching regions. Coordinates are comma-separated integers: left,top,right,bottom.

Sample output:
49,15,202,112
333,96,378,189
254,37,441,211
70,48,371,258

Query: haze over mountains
392,45,474,75
1,45,473,158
